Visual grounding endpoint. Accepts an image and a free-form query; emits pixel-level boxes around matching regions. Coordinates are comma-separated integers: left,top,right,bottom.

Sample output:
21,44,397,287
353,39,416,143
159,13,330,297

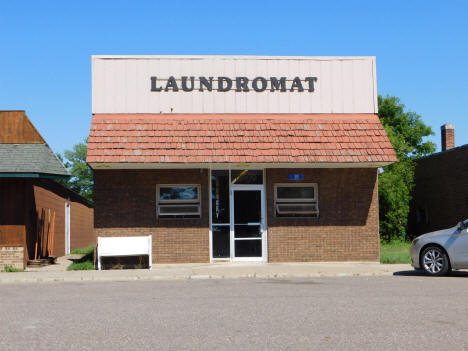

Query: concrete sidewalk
0,262,413,284
25,254,84,272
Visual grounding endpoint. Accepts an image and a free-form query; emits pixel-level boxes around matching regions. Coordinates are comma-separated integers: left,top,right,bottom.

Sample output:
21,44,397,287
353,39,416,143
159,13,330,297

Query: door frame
230,184,267,262
209,169,268,262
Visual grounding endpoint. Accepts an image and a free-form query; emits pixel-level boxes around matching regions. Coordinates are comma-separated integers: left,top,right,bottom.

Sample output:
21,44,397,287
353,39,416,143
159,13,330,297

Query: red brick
94,167,379,263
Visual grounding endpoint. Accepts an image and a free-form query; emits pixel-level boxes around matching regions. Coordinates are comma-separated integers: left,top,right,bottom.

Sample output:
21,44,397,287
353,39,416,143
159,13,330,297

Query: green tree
58,138,93,201
378,95,435,242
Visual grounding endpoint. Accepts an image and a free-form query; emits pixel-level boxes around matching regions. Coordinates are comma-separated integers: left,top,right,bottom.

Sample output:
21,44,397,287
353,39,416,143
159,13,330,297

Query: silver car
411,219,468,276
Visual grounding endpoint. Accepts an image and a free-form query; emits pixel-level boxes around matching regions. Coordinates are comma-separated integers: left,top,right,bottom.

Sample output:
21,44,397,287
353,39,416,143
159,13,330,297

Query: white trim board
89,162,391,170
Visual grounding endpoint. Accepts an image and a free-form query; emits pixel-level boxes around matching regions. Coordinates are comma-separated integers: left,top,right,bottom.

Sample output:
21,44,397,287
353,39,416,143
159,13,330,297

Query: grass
380,240,411,264
1,265,22,272
70,245,94,256
68,245,95,270
67,260,95,270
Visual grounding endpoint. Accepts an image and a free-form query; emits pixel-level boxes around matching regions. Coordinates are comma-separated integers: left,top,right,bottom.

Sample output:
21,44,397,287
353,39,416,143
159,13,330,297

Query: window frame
274,183,319,218
156,184,202,219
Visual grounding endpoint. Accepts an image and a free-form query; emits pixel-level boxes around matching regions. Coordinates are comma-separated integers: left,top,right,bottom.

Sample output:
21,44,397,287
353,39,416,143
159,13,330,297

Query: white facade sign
92,55,377,114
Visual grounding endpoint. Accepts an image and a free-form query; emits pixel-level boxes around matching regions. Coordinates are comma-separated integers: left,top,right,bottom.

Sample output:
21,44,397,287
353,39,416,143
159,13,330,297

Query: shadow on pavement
394,270,468,277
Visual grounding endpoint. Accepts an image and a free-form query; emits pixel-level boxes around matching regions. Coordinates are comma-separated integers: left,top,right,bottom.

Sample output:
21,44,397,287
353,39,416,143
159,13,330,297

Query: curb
0,270,400,284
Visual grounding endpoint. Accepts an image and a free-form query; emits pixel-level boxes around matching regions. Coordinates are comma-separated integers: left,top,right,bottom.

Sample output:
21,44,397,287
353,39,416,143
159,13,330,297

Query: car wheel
421,246,451,276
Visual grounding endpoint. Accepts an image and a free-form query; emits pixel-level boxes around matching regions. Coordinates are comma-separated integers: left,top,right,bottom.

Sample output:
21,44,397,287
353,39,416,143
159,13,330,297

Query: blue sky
1,0,467,154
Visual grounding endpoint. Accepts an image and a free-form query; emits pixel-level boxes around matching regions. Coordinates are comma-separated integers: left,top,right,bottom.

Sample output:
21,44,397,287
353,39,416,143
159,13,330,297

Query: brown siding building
0,111,94,269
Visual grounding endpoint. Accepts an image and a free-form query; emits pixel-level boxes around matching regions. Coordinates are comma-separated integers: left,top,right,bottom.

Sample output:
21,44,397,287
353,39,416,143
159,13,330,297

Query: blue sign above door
288,173,304,181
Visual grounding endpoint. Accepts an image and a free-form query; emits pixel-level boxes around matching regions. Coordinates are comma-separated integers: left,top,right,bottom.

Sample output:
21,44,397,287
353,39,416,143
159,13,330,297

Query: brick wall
441,124,455,151
0,246,24,270
266,168,380,262
95,168,379,263
409,145,468,237
94,169,210,263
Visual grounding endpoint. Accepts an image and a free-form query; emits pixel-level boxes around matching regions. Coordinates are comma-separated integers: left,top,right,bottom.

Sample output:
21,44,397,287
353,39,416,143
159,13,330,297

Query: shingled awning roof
0,144,70,177
0,111,70,178
87,114,397,165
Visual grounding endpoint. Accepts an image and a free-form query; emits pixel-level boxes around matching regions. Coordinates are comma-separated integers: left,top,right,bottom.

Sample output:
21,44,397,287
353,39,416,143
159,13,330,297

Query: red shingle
87,114,397,164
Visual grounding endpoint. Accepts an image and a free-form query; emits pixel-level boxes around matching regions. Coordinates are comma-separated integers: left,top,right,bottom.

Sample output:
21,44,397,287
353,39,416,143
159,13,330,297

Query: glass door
210,169,266,262
231,186,265,261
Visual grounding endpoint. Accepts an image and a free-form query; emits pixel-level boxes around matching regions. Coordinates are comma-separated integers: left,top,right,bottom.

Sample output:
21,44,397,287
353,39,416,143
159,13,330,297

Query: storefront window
159,186,198,200
156,184,201,219
231,169,263,184
211,170,230,224
277,186,315,200
274,183,319,218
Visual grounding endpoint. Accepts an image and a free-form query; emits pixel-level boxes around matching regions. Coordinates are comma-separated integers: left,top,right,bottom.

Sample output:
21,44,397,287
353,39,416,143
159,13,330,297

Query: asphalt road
2,274,468,350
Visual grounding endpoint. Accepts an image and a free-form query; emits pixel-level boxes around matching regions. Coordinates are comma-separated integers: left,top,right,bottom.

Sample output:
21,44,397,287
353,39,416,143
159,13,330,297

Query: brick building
409,124,468,238
0,111,94,269
87,55,397,264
